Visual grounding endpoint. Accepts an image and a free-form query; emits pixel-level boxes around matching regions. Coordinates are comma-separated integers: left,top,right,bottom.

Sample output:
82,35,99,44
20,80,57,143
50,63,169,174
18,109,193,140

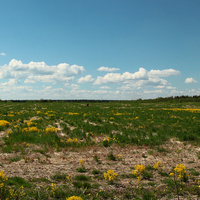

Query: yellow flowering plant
169,164,188,199
0,120,10,127
104,169,118,183
153,161,164,171
118,154,123,161
0,170,8,197
170,164,188,182
51,183,57,195
66,138,79,143
103,137,112,147
66,175,73,182
66,196,83,200
132,164,146,183
45,127,58,133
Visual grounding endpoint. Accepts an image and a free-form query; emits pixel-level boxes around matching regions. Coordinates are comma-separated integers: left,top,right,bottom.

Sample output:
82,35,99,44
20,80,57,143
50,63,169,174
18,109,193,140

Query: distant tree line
0,95,200,103
135,95,200,103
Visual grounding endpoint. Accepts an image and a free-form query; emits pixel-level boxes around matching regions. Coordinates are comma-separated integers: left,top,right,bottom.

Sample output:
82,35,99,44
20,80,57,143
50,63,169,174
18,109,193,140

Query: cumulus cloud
1,79,19,86
0,59,85,83
71,84,80,90
100,86,110,89
94,68,147,85
148,69,180,77
185,77,198,84
77,75,94,83
0,53,6,56
97,66,120,72
94,68,179,86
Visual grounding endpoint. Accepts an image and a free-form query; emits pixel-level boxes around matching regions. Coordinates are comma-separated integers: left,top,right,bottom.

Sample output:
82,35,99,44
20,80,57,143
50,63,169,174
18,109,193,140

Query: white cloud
144,90,164,94
94,67,179,86
71,84,79,90
97,66,120,72
0,59,85,83
166,86,176,90
45,86,52,90
1,79,19,86
155,85,165,89
0,53,6,56
94,68,148,85
100,86,110,89
148,69,180,77
77,75,94,83
185,77,198,84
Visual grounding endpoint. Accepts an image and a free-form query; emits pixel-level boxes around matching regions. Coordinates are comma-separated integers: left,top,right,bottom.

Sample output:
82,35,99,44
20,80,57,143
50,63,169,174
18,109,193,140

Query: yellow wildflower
104,169,118,181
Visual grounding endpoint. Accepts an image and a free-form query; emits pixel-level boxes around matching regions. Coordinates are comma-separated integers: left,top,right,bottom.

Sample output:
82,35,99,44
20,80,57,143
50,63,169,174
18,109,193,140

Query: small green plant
103,137,112,147
92,170,102,175
156,147,168,153
73,181,91,189
93,155,101,164
9,156,21,162
107,151,116,161
76,159,87,172
52,174,66,181
74,175,90,181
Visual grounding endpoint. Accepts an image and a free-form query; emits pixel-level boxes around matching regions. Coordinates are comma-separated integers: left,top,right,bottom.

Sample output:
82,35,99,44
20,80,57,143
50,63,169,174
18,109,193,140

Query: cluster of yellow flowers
68,112,79,115
103,136,118,142
103,137,111,142
51,183,57,195
132,164,146,182
79,159,85,168
170,164,188,181
6,130,12,135
8,188,18,199
24,120,36,127
0,170,8,189
114,112,123,115
153,161,164,170
8,114,15,117
66,138,79,143
45,127,58,133
0,120,10,127
118,154,123,160
163,108,200,113
66,196,83,200
104,169,118,181
22,127,39,132
66,175,73,182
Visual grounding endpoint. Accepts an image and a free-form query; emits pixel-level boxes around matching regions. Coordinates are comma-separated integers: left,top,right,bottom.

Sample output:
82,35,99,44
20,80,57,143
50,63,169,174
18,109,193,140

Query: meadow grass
0,101,200,199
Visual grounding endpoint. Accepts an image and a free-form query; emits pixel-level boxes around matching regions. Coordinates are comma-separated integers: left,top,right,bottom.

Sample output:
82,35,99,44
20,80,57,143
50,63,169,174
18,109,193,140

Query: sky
0,0,200,100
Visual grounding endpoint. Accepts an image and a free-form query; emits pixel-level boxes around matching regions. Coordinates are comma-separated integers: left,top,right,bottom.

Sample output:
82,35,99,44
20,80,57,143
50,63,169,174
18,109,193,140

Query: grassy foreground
0,101,200,199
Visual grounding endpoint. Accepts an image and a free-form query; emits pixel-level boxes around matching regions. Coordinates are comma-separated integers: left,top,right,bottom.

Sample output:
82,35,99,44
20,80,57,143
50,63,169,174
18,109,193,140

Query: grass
0,101,200,199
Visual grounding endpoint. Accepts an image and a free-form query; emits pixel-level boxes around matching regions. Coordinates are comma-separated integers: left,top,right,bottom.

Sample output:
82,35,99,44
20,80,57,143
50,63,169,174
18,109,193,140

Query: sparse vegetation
0,100,200,199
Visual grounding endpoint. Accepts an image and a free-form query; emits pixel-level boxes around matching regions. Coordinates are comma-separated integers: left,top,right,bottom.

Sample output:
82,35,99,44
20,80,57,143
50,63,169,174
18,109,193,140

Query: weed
92,170,102,175
107,151,116,161
74,175,90,181
9,156,21,162
93,155,101,164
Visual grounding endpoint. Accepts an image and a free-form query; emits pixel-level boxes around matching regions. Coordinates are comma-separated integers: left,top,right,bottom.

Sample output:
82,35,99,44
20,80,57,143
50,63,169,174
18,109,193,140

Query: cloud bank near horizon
0,59,199,100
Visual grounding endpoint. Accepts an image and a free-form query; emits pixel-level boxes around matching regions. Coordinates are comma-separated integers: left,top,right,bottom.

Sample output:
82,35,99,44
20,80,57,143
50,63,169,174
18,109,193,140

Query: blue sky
0,0,200,100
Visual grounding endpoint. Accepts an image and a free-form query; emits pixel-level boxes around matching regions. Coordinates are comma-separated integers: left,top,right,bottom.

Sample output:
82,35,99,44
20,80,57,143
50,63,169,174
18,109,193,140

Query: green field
0,101,200,199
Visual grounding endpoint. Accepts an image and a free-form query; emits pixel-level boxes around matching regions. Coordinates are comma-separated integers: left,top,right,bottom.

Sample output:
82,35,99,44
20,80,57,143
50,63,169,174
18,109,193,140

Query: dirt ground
0,135,200,199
